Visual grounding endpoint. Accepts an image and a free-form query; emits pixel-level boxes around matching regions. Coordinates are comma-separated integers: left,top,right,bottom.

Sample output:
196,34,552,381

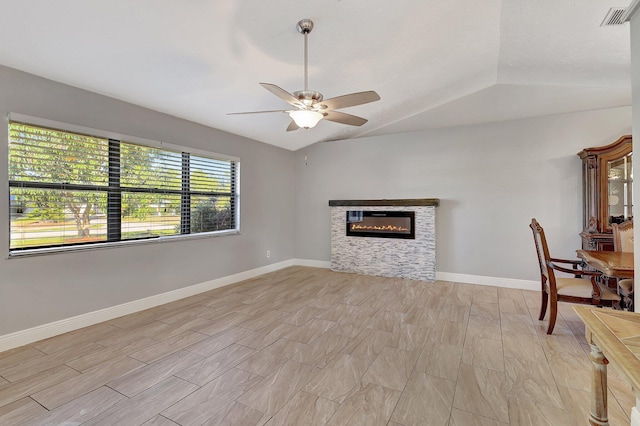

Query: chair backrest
530,218,553,286
613,220,634,253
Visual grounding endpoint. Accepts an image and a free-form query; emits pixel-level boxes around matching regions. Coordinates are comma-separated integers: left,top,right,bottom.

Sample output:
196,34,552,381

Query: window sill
7,229,241,259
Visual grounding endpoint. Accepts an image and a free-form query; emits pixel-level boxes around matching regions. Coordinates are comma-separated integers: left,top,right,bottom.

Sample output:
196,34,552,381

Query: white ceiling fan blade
323,110,368,126
320,91,380,110
260,83,304,108
286,120,300,132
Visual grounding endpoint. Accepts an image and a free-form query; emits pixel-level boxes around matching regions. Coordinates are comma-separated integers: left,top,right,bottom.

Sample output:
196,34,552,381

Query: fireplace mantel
329,198,439,207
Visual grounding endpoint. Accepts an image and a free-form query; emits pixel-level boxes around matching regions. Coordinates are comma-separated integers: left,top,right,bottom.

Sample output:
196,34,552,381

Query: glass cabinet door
607,152,633,226
579,135,632,250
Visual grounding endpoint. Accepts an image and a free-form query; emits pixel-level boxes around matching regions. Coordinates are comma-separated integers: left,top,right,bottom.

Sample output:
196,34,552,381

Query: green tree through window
9,121,238,252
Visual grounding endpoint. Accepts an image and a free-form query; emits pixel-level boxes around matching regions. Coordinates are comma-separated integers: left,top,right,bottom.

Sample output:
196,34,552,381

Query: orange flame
350,224,409,232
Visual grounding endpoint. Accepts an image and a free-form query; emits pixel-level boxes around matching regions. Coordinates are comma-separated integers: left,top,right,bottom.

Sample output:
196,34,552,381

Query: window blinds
9,121,238,252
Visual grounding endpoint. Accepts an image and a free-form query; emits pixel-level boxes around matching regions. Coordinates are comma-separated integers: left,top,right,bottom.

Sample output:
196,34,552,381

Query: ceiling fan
228,19,380,131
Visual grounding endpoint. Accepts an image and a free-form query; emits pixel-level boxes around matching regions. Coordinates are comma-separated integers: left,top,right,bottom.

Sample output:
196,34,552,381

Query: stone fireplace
329,199,439,281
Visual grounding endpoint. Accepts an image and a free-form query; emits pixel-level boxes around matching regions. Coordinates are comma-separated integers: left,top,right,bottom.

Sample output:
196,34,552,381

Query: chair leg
623,293,634,311
547,296,558,335
539,290,548,321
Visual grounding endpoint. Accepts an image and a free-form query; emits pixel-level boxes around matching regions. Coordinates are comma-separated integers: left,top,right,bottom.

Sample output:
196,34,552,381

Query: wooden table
576,250,635,279
573,306,640,426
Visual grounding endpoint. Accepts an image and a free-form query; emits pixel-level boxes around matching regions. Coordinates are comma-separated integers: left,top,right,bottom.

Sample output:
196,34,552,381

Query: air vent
601,7,627,26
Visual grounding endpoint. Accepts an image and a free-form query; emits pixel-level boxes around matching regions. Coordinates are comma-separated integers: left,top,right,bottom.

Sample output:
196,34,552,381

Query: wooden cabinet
578,135,632,250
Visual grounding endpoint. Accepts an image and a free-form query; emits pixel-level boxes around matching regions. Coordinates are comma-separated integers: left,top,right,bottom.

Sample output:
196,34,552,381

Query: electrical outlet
266,250,271,258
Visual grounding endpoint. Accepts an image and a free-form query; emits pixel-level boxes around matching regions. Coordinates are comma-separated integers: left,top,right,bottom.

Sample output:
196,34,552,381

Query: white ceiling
0,1,631,151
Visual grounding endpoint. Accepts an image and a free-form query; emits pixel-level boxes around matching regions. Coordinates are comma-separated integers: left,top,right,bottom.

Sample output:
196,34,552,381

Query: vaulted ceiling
0,1,631,150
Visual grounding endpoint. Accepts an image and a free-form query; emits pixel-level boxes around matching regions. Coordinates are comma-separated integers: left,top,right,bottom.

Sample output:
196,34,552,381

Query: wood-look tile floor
0,266,635,425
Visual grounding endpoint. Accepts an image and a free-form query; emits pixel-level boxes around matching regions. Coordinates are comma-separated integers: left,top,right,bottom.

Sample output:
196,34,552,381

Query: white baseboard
0,259,296,352
294,262,538,290
632,405,640,426
436,271,539,291
292,258,332,269
0,260,536,352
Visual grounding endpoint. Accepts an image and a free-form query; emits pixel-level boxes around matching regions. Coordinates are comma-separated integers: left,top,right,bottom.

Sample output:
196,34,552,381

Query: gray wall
0,65,295,335
294,107,632,281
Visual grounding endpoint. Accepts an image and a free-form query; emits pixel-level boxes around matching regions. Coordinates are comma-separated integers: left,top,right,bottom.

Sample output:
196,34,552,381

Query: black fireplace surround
346,210,415,239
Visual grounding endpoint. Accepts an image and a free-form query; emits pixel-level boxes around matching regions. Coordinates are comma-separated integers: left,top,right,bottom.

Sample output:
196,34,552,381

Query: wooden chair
612,220,634,311
529,218,620,334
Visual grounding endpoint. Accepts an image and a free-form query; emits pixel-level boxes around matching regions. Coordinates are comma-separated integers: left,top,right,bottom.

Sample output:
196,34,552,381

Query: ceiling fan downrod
297,19,313,94
293,19,322,106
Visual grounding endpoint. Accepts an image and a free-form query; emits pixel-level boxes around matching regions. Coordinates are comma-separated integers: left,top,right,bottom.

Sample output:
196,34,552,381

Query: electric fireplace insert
346,210,415,239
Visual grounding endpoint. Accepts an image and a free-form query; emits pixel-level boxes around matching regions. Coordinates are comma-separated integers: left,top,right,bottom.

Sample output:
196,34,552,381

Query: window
9,120,239,254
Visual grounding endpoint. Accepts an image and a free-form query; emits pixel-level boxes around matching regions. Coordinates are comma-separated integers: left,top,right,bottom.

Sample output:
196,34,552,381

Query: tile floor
0,266,635,425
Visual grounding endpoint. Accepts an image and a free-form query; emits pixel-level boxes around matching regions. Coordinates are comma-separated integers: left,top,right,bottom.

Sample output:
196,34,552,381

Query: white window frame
7,113,240,258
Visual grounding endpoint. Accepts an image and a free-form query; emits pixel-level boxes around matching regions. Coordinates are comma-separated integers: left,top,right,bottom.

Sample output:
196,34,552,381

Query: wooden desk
573,306,640,426
576,250,634,279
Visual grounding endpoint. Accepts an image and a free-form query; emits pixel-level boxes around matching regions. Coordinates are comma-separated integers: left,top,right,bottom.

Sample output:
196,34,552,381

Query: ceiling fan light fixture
289,110,323,128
